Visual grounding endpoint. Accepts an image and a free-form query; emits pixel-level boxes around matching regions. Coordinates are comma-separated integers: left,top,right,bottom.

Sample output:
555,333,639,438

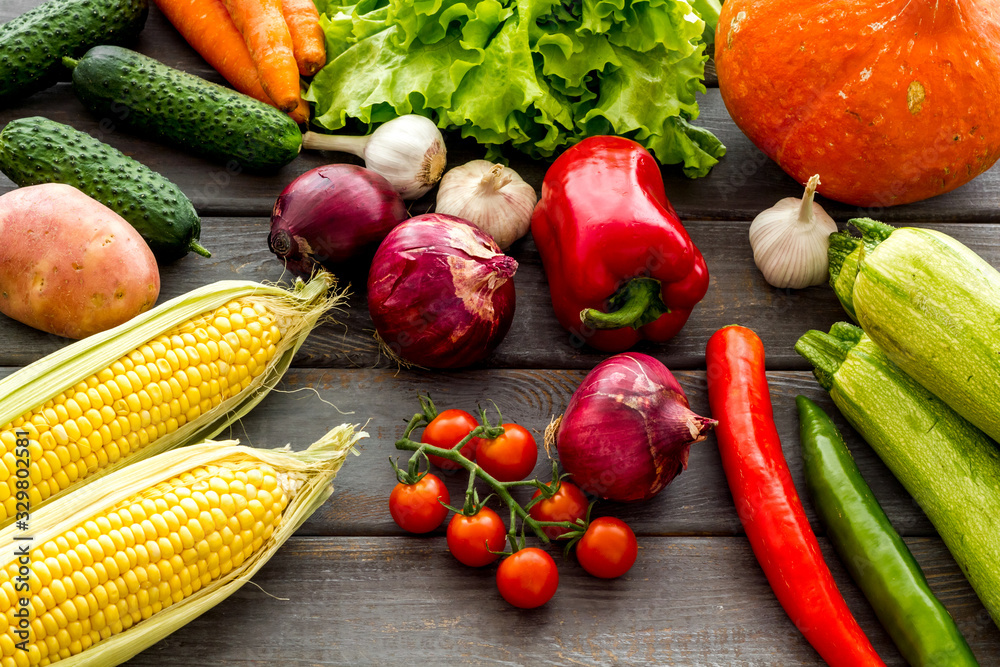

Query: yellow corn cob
2,461,288,665
0,273,340,529
0,425,363,667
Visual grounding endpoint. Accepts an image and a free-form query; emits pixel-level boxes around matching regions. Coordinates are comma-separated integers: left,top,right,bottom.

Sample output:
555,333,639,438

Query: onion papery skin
557,353,717,502
367,213,517,369
269,164,407,276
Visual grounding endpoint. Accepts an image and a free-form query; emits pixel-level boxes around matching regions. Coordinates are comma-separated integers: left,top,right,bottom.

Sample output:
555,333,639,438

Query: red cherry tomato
476,424,538,482
496,548,559,609
389,474,451,534
575,517,638,579
528,481,588,539
422,409,481,470
446,507,507,567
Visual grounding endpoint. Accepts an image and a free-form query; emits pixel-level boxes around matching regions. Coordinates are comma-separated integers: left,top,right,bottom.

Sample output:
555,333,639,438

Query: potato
0,183,160,339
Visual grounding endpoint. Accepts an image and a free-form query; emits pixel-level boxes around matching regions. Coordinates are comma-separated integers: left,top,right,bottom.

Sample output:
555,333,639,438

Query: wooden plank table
3,2,1000,664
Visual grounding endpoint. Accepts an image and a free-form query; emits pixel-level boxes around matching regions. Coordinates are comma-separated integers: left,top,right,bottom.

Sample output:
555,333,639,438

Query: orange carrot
288,95,310,124
222,0,301,112
154,0,309,123
281,0,326,76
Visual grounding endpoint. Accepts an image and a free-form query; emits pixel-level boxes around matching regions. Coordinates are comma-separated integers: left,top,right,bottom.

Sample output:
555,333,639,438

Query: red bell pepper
530,136,709,353
705,325,886,667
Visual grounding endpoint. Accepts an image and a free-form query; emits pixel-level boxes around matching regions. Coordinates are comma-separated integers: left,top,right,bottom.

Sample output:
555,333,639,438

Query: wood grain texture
202,368,933,539
4,2,999,222
3,220,1000,371
5,2,1000,664
0,366,934,538
123,536,1000,666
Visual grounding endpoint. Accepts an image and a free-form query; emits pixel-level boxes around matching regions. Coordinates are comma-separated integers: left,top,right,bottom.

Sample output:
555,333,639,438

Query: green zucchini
64,46,302,172
796,322,1000,629
829,217,1000,444
0,117,209,260
0,0,148,102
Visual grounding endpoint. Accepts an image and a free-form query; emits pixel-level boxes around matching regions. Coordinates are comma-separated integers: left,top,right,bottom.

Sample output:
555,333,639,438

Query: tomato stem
390,448,431,485
394,397,581,544
418,395,439,422
507,505,522,553
462,470,478,515
504,480,549,489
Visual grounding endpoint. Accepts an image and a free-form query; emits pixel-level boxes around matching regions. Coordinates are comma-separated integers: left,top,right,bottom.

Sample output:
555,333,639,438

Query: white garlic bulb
435,160,538,249
748,174,837,289
301,115,447,199
360,116,447,199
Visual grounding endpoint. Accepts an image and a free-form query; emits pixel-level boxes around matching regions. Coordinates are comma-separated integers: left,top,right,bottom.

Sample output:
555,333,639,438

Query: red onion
368,213,517,368
556,353,717,502
268,164,407,275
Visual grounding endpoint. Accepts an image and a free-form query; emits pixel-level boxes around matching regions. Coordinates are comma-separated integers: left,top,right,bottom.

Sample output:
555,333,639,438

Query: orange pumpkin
715,1,1000,207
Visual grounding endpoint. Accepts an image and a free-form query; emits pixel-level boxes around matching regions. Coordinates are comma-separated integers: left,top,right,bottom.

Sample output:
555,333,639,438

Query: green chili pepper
795,395,979,667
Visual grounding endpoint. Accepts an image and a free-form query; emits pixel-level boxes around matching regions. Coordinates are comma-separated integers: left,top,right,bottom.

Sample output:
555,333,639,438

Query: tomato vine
392,395,585,547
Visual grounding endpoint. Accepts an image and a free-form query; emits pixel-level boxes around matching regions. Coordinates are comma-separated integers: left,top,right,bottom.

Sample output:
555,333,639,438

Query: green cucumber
0,0,148,102
64,46,302,172
796,322,1000,629
0,117,210,260
830,217,1000,444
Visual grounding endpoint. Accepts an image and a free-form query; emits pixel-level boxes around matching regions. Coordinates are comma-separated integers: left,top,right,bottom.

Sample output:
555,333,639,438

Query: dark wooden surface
128,536,998,667
2,0,1000,664
7,218,1000,372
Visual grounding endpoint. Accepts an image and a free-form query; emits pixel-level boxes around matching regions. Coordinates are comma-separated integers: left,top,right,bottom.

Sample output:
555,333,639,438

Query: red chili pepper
705,325,886,667
530,136,709,353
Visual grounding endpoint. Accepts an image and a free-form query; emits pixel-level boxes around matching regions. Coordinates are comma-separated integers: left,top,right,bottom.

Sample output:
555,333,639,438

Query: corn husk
0,271,343,526
0,424,366,666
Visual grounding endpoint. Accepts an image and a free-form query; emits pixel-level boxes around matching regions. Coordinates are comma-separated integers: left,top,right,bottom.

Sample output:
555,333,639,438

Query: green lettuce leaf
306,0,725,175
689,0,722,44
306,27,484,128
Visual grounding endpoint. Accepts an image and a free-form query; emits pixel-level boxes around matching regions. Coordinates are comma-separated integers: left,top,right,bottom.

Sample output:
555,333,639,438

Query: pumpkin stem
798,174,821,225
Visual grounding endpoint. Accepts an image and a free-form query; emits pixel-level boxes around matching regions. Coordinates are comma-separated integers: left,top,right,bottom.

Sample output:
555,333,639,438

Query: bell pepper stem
579,277,668,330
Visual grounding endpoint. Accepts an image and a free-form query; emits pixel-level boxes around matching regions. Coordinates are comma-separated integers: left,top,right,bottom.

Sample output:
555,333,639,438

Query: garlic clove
435,160,538,249
749,174,838,290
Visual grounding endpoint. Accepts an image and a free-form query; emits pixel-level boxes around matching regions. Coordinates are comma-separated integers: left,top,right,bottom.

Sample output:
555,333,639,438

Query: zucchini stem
827,232,862,287
849,217,895,246
796,322,865,390
829,322,865,344
795,329,853,390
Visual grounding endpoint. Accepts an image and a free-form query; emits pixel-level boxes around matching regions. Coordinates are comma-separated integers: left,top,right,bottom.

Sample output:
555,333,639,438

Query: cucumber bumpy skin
65,46,303,172
0,117,210,260
0,0,148,102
